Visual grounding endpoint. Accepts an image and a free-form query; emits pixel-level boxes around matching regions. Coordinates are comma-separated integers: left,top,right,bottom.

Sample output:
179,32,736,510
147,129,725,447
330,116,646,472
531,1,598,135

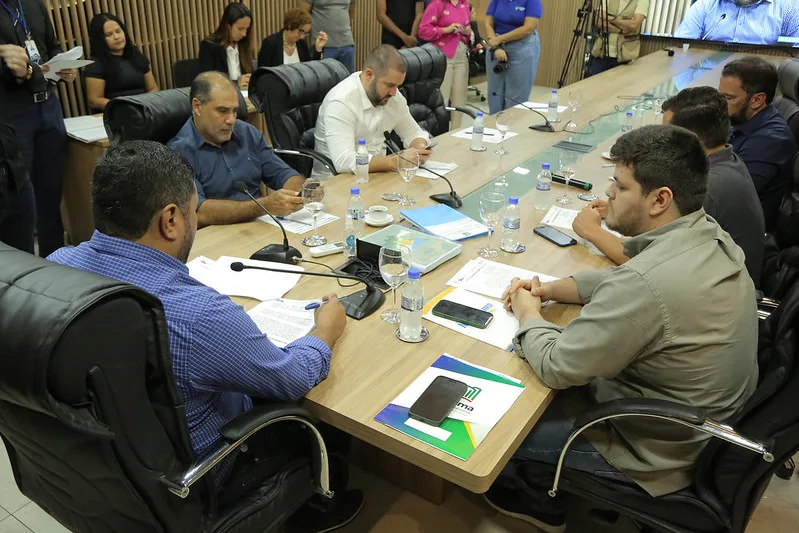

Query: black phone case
534,226,577,247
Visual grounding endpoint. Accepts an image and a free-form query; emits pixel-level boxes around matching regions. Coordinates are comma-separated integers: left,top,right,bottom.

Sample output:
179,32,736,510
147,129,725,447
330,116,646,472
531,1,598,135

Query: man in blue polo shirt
675,0,799,46
168,72,306,228
718,57,797,232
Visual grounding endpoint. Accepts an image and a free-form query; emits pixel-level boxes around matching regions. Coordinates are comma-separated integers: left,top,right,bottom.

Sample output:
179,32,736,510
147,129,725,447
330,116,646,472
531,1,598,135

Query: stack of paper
400,204,487,241
451,127,518,145
64,115,107,143
258,209,339,235
247,299,316,347
43,46,93,81
416,161,457,180
446,258,558,300
186,255,303,301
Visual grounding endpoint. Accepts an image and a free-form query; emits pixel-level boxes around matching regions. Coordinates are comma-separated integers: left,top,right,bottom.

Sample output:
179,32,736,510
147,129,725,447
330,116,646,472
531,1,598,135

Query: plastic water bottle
343,212,356,258
500,196,521,253
400,268,424,341
492,175,510,201
547,89,559,123
471,112,485,151
621,111,634,133
355,138,369,184
534,163,552,211
344,187,365,257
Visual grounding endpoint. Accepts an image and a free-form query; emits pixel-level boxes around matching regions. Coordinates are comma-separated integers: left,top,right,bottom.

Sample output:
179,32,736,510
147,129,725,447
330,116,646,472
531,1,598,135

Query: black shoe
483,485,566,533
776,458,795,480
284,489,364,533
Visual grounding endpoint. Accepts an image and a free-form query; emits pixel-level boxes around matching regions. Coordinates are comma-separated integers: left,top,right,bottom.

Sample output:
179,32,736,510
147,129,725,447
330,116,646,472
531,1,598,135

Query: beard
177,217,195,264
606,203,645,237
729,95,752,126
366,80,391,107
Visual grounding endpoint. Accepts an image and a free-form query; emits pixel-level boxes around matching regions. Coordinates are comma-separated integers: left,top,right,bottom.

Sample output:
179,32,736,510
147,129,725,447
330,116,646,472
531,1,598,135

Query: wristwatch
24,63,33,80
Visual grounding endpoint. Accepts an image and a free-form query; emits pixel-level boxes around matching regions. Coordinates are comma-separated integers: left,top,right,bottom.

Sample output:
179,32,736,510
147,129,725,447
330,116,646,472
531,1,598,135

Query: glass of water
300,179,326,246
565,90,583,132
557,164,575,205
478,191,505,258
379,246,409,324
398,149,419,207
495,111,510,156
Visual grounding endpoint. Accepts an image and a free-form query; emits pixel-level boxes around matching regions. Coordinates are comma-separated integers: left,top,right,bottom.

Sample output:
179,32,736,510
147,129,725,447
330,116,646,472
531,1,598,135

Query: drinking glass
565,90,583,132
495,111,510,156
300,180,326,246
379,246,409,324
478,191,505,258
397,149,419,207
557,164,575,205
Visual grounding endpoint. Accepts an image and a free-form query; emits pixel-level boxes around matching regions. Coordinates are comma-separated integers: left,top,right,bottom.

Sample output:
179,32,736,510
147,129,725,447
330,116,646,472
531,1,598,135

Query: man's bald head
190,71,240,146
190,71,238,105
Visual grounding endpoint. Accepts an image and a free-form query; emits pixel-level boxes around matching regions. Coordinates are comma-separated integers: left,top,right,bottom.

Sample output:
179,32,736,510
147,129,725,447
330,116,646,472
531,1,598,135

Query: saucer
365,214,394,227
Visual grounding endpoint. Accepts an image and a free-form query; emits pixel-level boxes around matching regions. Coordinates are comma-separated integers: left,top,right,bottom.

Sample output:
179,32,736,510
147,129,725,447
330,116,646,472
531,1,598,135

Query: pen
601,164,614,167
465,131,496,136
305,301,323,310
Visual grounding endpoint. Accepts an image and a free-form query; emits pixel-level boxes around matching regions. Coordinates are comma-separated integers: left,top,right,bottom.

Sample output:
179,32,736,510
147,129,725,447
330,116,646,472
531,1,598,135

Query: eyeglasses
298,28,310,37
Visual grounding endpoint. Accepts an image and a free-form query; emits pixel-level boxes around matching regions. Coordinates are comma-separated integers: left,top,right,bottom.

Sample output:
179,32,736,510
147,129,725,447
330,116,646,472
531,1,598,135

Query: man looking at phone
483,125,758,533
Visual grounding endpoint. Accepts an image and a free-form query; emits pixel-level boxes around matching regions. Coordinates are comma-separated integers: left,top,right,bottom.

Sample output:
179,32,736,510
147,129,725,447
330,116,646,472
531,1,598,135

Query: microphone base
430,192,463,209
250,244,303,265
340,287,386,320
529,124,555,133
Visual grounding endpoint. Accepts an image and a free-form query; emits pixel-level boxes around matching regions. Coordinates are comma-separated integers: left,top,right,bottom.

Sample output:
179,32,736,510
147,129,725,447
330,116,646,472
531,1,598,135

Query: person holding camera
419,0,472,129
484,0,543,114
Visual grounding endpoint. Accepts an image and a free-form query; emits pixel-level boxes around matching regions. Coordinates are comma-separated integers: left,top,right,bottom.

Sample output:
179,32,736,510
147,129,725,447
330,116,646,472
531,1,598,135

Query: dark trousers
0,178,35,254
587,57,622,78
8,95,67,258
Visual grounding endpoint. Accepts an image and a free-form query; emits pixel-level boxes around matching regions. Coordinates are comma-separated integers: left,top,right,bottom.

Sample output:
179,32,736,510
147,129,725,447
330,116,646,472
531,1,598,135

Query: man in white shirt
313,45,432,177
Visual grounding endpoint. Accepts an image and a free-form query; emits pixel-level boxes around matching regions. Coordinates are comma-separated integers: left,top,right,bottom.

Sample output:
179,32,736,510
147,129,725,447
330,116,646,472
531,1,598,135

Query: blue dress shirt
674,0,799,46
167,118,300,209
487,0,543,36
730,104,797,232
47,231,332,485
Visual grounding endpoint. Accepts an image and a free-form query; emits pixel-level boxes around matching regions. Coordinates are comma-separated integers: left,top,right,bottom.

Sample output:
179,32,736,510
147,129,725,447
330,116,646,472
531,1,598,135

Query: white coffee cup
367,205,390,222
682,43,690,53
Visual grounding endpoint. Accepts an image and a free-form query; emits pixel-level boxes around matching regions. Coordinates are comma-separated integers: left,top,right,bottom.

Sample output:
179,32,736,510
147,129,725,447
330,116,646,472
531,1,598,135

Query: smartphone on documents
408,375,469,426
432,300,494,329
534,226,577,247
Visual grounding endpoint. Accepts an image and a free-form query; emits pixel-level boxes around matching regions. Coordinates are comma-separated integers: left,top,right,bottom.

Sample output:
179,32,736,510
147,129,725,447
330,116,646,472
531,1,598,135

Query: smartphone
534,226,578,247
427,140,438,149
431,300,494,329
408,375,468,427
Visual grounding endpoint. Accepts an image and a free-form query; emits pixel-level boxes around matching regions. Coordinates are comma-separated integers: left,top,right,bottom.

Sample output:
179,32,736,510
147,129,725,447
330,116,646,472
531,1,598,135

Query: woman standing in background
199,2,253,89
419,0,472,130
484,0,542,114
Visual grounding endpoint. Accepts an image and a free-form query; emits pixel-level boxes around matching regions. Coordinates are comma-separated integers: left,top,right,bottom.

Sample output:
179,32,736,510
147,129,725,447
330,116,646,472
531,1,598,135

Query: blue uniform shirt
48,231,332,485
487,0,543,35
168,118,300,209
675,0,799,46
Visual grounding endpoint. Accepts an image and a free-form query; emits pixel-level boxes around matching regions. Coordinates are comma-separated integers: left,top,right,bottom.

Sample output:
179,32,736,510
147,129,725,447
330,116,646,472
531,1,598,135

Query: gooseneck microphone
234,181,302,265
229,262,385,320
382,131,463,209
701,14,726,41
491,93,554,132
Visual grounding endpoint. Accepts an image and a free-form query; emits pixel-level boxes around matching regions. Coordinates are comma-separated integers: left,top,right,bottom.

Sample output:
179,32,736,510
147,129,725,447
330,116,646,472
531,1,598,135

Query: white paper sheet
416,161,457,180
451,127,519,145
247,298,316,347
186,255,303,301
540,206,624,257
258,209,339,235
446,258,558,300
43,46,93,81
63,115,108,143
514,101,568,114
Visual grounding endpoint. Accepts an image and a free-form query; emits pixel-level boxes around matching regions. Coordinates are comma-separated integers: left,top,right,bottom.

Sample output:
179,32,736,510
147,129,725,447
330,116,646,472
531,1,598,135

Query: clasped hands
502,276,549,325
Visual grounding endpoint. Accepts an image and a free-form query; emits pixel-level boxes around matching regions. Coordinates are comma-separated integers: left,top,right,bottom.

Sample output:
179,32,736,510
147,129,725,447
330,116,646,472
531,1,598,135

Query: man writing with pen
168,71,308,227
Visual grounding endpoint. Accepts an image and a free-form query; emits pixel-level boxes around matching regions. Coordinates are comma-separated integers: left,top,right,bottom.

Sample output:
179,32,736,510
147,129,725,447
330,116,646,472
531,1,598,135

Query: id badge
24,39,40,63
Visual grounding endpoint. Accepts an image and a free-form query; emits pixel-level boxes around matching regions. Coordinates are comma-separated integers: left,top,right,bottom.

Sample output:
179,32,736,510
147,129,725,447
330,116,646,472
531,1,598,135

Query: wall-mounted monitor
641,0,799,47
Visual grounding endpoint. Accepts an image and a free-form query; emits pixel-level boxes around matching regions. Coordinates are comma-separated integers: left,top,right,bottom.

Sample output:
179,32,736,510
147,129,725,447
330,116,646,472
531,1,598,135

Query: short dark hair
721,56,778,104
610,125,709,216
92,141,196,240
363,45,407,77
190,71,237,106
662,86,730,149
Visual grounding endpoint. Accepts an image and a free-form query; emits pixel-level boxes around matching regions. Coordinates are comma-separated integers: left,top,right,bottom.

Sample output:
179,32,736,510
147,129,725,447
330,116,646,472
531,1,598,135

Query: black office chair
249,58,348,177
173,58,201,88
775,58,799,146
103,87,248,145
0,243,349,532
762,153,799,300
397,44,449,138
517,281,799,533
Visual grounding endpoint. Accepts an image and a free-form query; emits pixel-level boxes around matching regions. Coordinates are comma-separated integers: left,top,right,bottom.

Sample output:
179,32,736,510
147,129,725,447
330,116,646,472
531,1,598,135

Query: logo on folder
462,386,481,403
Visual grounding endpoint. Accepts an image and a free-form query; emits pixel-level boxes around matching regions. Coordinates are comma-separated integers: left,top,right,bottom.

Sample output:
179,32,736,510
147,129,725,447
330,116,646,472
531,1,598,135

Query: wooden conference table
189,49,753,500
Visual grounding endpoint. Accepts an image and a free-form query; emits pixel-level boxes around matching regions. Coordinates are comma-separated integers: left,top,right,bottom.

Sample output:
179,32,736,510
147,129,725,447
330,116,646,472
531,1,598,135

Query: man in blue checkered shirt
47,141,348,493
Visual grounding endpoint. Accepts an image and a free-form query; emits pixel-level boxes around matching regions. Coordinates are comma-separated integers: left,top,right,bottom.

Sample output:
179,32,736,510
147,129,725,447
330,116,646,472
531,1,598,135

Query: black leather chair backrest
104,87,248,145
0,244,208,532
173,58,201,88
773,153,799,250
776,58,799,145
397,44,448,138
250,58,350,176
693,276,799,524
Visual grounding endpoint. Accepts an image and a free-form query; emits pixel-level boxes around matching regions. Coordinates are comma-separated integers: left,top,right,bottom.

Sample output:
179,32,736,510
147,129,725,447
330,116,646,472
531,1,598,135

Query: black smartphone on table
431,300,494,329
534,226,578,247
408,375,469,427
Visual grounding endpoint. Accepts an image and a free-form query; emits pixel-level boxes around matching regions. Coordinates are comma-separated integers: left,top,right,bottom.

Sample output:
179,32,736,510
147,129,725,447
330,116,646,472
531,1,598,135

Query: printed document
446,258,558,300
247,299,316,347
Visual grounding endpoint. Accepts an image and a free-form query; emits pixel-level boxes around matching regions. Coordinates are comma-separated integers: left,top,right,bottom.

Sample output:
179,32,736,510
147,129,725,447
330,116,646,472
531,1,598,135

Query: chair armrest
161,404,334,501
445,106,477,120
274,148,337,176
547,398,774,498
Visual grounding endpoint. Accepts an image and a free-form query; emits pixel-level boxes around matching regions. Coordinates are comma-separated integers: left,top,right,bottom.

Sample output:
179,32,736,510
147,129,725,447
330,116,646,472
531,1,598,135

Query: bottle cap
509,196,519,205
358,138,366,145
476,111,483,117
542,163,550,170
626,111,633,116
350,187,360,194
408,268,421,280
552,89,558,93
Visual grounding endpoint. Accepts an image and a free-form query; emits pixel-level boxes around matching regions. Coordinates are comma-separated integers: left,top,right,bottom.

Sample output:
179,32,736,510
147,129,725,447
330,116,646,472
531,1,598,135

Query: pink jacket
418,0,471,59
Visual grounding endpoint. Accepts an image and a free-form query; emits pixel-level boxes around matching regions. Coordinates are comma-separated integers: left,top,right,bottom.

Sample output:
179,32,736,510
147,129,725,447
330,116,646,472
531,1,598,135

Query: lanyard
0,0,30,39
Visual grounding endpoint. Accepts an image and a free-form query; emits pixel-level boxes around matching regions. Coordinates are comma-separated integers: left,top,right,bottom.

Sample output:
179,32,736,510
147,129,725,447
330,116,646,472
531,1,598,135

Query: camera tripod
558,0,610,88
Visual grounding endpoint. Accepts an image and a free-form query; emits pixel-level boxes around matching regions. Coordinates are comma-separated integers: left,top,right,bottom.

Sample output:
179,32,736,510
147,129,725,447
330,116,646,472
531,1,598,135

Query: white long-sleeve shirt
313,72,429,177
